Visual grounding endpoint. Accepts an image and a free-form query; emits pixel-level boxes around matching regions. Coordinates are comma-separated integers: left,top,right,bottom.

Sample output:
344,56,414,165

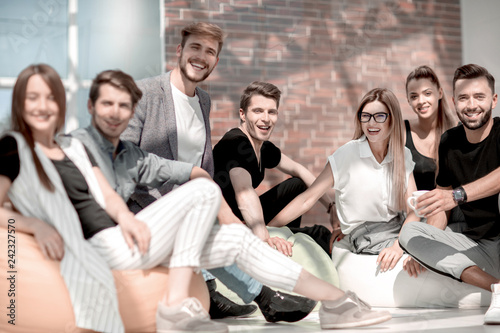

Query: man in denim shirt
71,69,316,323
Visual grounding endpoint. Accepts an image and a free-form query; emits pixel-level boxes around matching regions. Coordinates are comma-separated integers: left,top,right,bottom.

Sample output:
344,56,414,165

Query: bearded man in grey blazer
121,22,316,322
121,30,216,213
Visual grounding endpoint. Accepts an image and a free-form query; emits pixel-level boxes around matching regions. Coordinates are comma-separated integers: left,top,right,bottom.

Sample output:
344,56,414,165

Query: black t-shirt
51,156,117,239
405,120,437,190
213,128,281,218
0,136,20,182
0,135,116,239
436,117,500,240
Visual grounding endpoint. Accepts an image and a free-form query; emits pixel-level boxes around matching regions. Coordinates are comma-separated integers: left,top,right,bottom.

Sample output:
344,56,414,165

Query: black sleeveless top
404,120,437,190
0,135,116,239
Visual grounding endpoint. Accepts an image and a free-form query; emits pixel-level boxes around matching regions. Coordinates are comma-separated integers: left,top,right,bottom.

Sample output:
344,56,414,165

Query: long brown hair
11,64,66,191
405,66,456,166
353,88,407,211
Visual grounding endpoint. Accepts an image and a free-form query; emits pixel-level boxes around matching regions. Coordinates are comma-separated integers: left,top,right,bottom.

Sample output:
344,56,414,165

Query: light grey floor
219,307,499,332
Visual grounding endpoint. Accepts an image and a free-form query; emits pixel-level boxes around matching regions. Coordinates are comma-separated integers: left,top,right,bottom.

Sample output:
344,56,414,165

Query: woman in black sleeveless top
404,66,465,235
404,65,456,190
403,66,460,275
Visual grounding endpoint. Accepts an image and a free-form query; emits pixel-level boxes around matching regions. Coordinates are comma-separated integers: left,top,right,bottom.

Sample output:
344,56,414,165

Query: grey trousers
399,221,500,281
347,213,404,255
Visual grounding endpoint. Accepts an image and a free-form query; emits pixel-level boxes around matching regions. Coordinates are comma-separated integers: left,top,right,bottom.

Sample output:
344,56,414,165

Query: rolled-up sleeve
136,150,193,188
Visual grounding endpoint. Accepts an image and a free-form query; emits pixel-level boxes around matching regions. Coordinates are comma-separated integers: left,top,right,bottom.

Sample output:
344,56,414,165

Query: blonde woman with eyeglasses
269,88,419,272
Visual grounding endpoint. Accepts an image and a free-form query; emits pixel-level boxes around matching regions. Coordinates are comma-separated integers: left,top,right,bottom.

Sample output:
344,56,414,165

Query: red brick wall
165,0,462,228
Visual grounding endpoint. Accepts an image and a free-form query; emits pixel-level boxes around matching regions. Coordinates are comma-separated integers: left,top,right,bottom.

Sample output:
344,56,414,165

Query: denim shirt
70,126,193,202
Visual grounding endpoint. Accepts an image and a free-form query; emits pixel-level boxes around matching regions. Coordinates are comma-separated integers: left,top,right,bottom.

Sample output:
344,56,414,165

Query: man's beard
457,106,492,130
179,57,213,83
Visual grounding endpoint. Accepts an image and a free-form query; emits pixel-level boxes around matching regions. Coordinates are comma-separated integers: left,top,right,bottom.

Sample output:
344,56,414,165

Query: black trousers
260,177,332,254
260,177,307,228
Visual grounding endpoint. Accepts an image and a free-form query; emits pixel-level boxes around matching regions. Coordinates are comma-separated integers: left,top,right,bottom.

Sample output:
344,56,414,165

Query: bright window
0,0,163,132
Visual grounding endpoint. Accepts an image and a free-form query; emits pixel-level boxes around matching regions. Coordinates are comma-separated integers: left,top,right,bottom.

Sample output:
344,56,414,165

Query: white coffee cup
407,190,429,218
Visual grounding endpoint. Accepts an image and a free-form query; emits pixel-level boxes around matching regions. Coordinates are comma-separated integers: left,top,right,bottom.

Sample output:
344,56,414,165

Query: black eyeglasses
358,112,389,123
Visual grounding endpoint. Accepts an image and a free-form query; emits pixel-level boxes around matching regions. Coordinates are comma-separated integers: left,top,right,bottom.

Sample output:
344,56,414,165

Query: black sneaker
255,286,317,323
207,280,258,319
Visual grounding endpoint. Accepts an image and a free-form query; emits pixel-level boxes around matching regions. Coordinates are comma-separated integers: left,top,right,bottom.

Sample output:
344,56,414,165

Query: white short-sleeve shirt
328,135,415,234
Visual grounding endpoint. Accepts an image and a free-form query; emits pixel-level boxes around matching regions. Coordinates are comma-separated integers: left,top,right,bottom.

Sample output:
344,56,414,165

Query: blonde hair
353,88,407,211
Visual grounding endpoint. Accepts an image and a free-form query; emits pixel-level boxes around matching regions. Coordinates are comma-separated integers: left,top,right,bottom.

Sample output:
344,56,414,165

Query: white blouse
328,135,415,234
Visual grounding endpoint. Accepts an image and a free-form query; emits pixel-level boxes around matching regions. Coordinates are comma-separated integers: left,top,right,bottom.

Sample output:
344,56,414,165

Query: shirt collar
86,125,126,159
358,135,393,164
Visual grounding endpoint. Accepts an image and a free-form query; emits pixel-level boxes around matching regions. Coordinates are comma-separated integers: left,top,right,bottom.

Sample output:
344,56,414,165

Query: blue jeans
202,265,263,304
202,178,308,303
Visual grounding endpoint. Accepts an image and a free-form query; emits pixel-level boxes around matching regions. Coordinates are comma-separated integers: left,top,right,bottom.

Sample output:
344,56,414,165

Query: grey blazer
121,71,213,211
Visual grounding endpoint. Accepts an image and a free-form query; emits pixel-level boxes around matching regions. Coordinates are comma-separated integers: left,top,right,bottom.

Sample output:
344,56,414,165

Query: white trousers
89,178,302,291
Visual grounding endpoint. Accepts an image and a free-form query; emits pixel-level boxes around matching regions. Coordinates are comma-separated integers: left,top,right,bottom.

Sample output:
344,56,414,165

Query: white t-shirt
328,135,415,234
171,83,206,167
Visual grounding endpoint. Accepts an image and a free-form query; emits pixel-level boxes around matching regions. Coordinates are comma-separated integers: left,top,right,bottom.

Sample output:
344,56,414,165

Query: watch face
453,189,465,202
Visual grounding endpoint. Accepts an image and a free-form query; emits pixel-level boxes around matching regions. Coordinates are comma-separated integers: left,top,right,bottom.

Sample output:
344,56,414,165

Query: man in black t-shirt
76,70,319,323
399,64,500,324
213,81,337,255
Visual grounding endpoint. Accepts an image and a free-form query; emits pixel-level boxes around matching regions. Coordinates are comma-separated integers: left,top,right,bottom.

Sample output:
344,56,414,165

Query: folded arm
269,162,335,228
94,166,151,255
230,167,293,256
276,153,336,211
136,149,193,189
189,166,242,226
418,166,500,217
0,175,64,260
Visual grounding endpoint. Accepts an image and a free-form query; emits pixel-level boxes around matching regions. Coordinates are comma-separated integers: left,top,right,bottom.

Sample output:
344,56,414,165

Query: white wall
461,0,500,116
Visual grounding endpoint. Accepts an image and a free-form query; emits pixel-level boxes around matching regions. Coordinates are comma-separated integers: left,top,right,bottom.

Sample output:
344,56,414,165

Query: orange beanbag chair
0,227,207,333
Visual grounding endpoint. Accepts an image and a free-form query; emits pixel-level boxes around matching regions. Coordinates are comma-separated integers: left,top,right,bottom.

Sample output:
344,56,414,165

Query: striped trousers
89,178,302,291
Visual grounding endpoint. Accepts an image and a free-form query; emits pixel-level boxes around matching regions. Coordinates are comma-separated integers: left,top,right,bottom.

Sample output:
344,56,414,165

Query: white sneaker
319,291,392,329
156,297,228,333
484,284,500,325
